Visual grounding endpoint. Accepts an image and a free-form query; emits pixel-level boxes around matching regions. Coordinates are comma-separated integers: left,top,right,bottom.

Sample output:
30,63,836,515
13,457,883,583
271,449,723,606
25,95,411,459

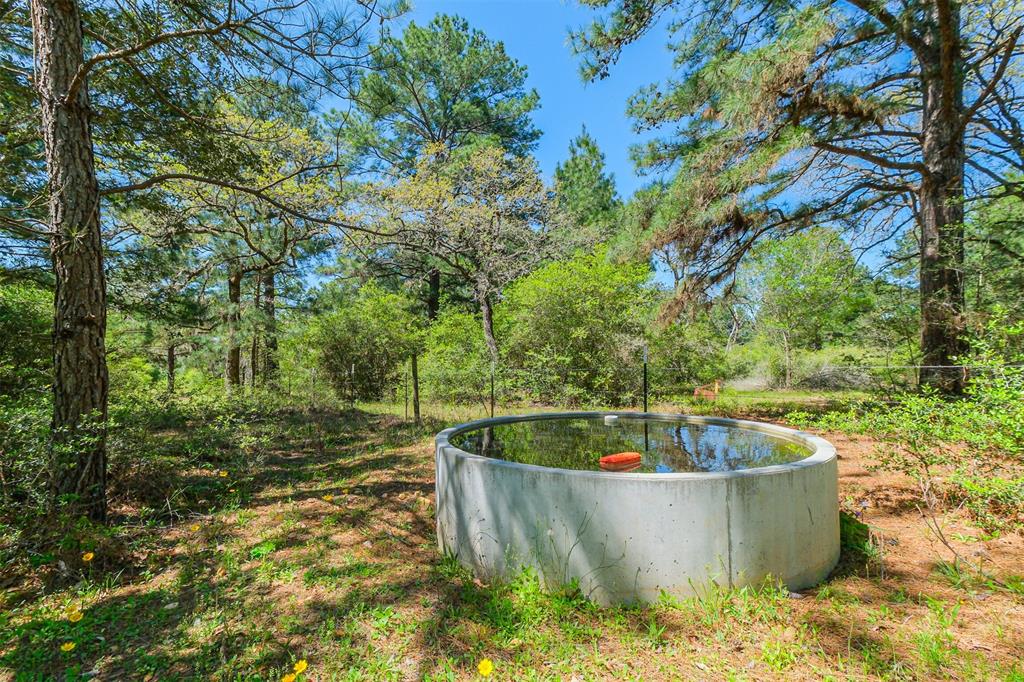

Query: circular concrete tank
434,412,839,605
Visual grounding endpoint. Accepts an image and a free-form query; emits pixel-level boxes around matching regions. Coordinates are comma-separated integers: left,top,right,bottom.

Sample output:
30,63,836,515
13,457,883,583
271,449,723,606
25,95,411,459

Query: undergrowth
787,314,1024,533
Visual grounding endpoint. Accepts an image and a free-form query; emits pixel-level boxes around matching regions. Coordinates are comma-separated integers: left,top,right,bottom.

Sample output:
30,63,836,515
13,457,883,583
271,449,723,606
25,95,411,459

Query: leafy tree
9,0,397,522
348,13,541,317
0,282,51,394
165,96,338,390
964,185,1024,320
307,282,421,401
420,309,493,406
647,313,731,394
105,235,212,394
737,229,872,386
359,141,552,363
574,0,1024,392
501,248,654,405
553,127,620,242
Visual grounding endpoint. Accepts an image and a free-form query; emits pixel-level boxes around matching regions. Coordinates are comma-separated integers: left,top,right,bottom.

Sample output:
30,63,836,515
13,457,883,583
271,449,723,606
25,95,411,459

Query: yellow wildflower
477,658,494,677
81,551,94,563
60,642,76,652
68,610,83,623
293,659,308,674
322,494,334,502
281,675,296,682
219,470,228,478
190,523,201,532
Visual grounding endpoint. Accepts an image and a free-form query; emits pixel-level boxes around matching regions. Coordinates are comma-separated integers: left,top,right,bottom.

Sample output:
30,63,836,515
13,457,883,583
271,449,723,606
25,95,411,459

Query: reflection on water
449,417,810,473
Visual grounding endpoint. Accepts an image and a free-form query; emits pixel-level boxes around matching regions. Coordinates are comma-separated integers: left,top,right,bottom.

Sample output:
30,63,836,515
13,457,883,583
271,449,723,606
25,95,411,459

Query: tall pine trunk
249,277,261,388
225,267,242,390
918,1,967,393
426,268,440,321
411,352,421,424
262,269,278,386
32,0,109,522
167,344,176,394
479,293,499,365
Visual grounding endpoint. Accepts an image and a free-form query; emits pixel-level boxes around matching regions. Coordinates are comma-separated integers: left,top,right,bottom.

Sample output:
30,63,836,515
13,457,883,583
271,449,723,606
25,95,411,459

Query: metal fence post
643,345,649,413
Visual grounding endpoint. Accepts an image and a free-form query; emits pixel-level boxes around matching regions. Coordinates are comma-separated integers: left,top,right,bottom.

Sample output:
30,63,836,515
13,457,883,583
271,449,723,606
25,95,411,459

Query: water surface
449,416,810,473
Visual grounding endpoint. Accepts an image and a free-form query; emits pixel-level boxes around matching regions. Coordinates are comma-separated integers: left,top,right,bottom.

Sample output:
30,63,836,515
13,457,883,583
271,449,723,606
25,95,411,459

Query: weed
914,597,960,673
248,539,277,560
760,625,805,671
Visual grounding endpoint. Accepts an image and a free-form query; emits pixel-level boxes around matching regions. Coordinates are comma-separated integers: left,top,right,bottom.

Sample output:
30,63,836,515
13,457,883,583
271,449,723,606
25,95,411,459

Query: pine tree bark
31,0,108,522
167,344,176,394
918,1,968,393
225,267,242,390
411,352,421,424
249,334,258,388
426,268,440,321
262,269,278,386
249,277,261,388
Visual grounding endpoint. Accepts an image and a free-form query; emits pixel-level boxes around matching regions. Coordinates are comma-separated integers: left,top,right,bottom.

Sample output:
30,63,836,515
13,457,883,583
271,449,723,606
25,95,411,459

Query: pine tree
574,0,1024,391
553,127,620,241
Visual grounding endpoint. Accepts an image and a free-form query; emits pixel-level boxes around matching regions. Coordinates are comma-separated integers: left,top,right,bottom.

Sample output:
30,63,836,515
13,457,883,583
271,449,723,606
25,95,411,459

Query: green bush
786,313,1024,531
419,308,492,405
0,281,51,394
647,316,731,397
307,282,421,401
499,249,654,405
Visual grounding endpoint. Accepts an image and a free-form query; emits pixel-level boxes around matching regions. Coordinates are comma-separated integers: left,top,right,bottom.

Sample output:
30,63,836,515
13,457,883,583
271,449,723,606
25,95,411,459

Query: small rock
695,662,708,671
362,540,373,549
163,601,178,610
788,591,804,599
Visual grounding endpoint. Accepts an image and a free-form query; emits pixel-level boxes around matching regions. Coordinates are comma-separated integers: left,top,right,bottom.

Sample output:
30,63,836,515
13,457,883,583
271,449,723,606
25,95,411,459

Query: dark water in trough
449,416,811,473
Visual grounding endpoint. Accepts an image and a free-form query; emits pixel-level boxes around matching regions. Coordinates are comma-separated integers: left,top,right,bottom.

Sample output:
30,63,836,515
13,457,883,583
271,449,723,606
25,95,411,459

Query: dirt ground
2,410,1022,680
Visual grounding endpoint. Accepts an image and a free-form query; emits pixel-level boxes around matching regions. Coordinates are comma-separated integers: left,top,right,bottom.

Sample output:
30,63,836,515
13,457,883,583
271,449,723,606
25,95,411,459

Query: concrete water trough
434,412,839,605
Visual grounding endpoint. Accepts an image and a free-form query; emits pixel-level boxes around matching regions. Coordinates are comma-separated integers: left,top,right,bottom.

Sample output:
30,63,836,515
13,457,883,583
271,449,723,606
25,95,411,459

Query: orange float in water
599,451,642,472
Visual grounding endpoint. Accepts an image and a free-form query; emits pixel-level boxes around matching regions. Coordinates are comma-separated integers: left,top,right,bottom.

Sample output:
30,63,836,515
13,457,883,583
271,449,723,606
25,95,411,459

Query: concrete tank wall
435,412,839,605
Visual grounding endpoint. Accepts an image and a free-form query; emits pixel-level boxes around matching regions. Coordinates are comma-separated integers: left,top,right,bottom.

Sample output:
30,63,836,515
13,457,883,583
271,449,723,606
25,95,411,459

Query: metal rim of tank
435,411,836,480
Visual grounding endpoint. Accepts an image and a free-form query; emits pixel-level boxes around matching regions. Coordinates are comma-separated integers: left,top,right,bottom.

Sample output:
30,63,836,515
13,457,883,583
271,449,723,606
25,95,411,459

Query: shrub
500,249,654,405
0,281,51,394
647,316,731,397
786,313,1024,531
419,309,492,405
307,282,421,401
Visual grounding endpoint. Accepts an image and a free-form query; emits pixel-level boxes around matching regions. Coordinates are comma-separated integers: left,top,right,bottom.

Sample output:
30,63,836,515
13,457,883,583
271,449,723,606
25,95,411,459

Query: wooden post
412,352,421,425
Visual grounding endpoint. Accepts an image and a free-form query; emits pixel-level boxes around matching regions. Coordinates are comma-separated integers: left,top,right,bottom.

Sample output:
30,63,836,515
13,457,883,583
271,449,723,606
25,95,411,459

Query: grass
360,388,867,425
2,399,1023,680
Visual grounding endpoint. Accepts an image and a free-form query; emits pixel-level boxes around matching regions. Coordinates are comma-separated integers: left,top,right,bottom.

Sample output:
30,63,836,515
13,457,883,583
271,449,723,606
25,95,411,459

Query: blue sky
400,0,678,199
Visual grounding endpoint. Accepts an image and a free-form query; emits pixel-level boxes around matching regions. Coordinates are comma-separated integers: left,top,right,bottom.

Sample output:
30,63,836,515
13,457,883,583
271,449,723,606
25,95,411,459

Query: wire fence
362,358,1024,424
